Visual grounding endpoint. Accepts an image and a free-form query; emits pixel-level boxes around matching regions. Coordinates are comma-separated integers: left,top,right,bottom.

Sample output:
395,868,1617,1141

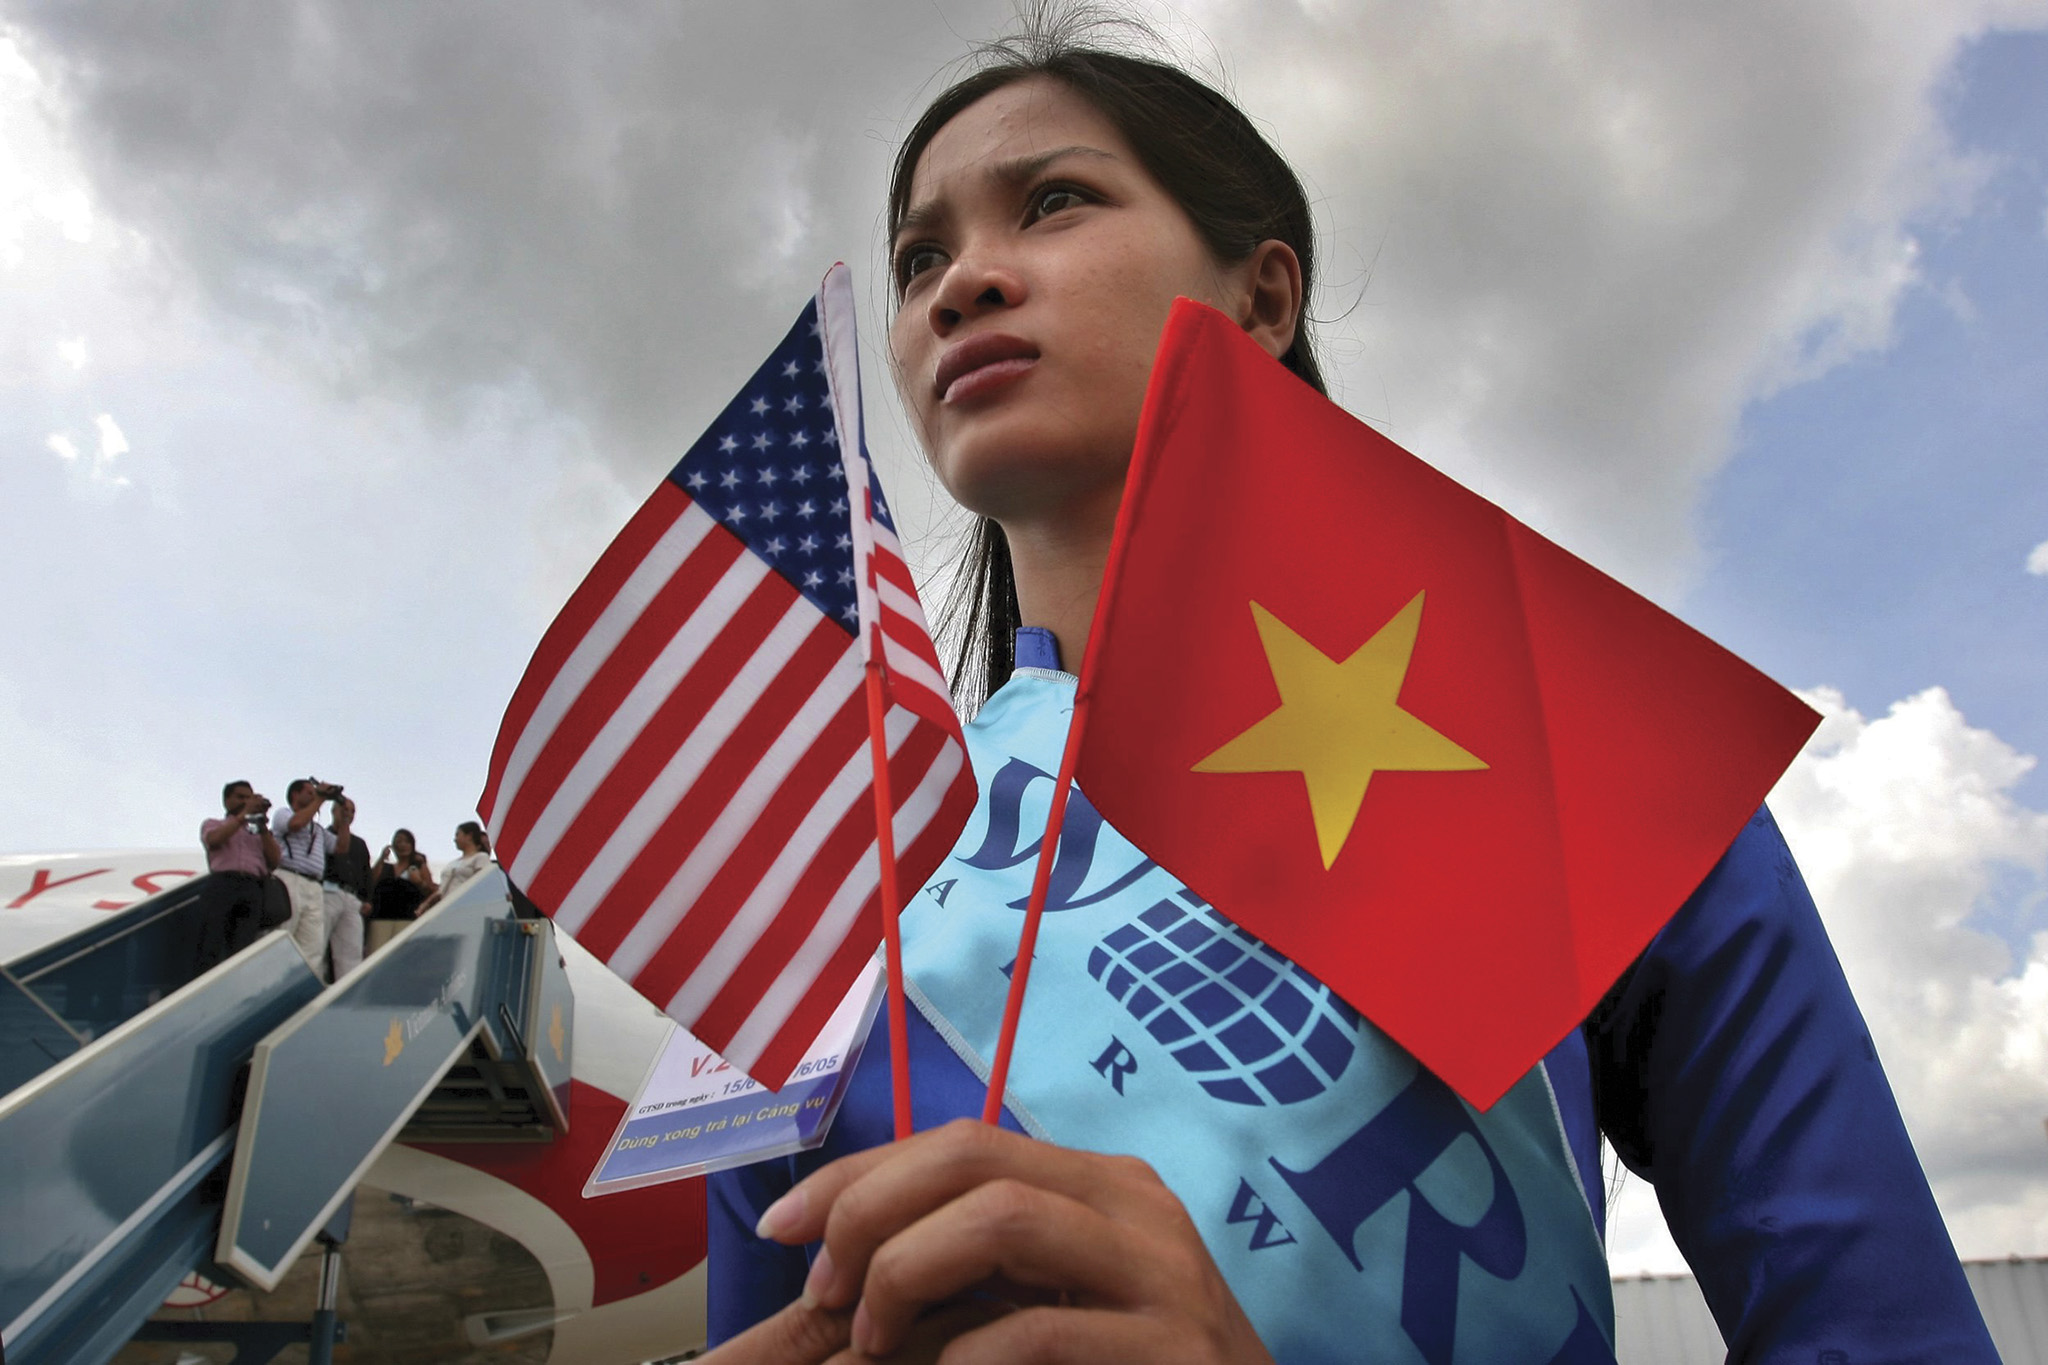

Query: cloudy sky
2,0,2044,1277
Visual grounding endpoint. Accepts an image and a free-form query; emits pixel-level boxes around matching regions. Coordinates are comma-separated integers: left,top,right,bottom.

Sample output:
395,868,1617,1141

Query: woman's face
455,827,476,855
394,831,414,858
889,77,1245,527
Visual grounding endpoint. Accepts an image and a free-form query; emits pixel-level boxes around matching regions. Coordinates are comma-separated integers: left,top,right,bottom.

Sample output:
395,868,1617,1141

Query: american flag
478,264,975,1088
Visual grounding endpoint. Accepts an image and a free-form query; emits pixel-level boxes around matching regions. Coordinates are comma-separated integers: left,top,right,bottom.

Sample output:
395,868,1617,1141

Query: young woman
417,821,492,914
372,827,436,917
703,29,1996,1365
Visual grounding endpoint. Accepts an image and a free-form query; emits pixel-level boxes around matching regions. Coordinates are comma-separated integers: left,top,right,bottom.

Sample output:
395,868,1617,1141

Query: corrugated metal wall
1610,1274,1721,1364
1611,1258,2048,1364
1966,1259,2048,1364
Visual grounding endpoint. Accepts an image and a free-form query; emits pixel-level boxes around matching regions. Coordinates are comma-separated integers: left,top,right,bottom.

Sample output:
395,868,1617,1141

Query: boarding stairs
0,867,573,1365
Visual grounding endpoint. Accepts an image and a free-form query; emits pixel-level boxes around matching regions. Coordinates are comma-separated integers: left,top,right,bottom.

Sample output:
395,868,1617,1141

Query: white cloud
1778,686,2048,1256
41,410,133,487
0,21,168,402
0,26,87,270
2027,539,2048,575
0,31,32,83
1609,684,2048,1273
33,181,89,242
92,411,126,458
6,0,2040,594
0,2,993,500
92,410,127,459
1181,0,2040,593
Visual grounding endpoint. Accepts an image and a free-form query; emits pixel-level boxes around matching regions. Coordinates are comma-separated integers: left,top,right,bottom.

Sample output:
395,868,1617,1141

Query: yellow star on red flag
1193,594,1487,868
1073,299,1823,1106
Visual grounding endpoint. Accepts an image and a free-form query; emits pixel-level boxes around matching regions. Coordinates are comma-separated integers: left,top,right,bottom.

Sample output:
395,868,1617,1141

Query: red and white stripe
821,269,958,732
478,267,975,1087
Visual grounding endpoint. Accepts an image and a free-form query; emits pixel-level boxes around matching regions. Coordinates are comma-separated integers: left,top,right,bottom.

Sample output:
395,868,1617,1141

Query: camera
315,782,344,802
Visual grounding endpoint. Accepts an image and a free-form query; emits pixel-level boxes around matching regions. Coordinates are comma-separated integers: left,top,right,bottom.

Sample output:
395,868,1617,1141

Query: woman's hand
698,1294,1008,1365
697,1300,853,1364
739,1118,1277,1364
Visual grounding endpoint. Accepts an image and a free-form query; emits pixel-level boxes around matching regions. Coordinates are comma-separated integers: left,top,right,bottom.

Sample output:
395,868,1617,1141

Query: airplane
1,848,714,1365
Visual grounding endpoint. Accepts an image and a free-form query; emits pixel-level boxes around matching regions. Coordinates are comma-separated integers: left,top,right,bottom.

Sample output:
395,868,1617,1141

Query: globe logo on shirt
1088,895,1360,1105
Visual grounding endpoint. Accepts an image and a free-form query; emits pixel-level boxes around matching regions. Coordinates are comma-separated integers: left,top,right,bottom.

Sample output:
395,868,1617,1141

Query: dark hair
889,15,1325,711
457,820,491,855
223,779,251,804
393,828,416,850
286,778,312,803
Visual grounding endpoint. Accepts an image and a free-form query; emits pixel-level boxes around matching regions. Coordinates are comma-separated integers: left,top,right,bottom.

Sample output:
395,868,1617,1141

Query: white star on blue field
667,303,895,631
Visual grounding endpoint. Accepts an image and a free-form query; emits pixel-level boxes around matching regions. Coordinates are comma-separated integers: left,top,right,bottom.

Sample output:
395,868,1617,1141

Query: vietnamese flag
1072,299,1820,1109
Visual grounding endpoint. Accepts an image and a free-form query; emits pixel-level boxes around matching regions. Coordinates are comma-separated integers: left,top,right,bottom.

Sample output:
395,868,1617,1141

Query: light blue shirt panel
902,673,1616,1365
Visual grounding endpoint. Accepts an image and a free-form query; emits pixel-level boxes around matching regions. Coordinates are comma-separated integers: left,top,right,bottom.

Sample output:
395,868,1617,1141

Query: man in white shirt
272,777,345,979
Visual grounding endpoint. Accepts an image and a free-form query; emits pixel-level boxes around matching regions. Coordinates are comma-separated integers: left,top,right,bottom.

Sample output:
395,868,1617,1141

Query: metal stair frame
0,931,322,1365
215,870,573,1292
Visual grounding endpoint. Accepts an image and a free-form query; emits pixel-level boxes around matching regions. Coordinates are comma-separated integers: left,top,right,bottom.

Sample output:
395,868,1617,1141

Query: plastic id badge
583,959,883,1195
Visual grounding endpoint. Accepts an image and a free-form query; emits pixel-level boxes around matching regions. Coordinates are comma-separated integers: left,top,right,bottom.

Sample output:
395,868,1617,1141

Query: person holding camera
368,828,436,953
196,779,281,972
272,777,349,981
373,828,436,908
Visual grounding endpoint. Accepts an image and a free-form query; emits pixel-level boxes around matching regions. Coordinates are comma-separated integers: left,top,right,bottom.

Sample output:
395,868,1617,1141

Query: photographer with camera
368,828,435,954
196,779,281,972
272,777,350,982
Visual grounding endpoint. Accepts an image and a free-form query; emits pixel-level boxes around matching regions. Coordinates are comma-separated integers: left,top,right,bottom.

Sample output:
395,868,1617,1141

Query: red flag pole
980,296,1151,1123
980,687,1092,1124
864,627,914,1141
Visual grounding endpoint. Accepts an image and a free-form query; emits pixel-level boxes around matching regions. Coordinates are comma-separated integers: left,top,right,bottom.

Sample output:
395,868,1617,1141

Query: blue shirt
708,628,1996,1363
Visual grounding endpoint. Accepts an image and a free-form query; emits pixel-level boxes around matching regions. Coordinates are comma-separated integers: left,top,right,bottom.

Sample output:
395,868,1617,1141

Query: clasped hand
704,1119,1275,1364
